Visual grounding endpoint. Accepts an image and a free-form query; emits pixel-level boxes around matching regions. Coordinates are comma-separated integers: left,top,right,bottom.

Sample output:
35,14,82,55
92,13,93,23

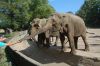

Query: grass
4,32,18,38
0,47,9,66
0,31,19,66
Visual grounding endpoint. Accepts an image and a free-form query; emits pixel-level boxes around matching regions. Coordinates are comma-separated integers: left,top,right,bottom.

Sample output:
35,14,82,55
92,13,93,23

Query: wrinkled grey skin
51,13,89,54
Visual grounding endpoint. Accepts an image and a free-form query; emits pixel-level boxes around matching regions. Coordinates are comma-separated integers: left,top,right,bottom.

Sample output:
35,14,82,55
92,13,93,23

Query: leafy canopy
0,0,55,30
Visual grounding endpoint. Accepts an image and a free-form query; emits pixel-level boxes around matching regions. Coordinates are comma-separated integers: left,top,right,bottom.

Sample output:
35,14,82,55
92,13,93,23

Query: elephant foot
75,47,78,50
60,49,65,53
84,47,89,51
42,44,47,47
45,44,50,48
70,50,76,55
36,42,41,48
37,44,42,48
37,44,44,48
37,42,45,48
60,47,67,53
63,47,67,52
53,44,57,46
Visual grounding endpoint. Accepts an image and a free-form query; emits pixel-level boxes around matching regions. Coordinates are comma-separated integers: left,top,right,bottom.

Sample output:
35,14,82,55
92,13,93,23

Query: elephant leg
41,33,46,47
60,33,65,52
68,34,76,54
45,38,50,48
45,31,50,48
74,37,78,49
51,36,53,42
37,34,42,47
37,33,46,47
54,36,59,46
81,35,89,51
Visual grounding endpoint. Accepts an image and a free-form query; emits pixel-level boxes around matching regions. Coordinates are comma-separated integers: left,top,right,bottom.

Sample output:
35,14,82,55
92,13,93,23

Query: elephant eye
34,24,39,27
63,15,66,18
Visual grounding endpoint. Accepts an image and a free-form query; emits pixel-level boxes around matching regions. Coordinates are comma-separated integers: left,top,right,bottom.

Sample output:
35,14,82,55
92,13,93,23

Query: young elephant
51,13,89,54
20,18,53,48
32,18,49,47
32,18,60,47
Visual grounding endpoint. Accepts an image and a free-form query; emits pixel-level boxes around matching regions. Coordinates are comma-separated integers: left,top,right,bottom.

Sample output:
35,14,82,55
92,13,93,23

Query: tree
33,4,55,18
30,0,55,19
76,0,100,28
0,1,12,30
0,0,55,30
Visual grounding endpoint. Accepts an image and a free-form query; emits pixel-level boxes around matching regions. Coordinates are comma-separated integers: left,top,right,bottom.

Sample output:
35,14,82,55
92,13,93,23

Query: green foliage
33,4,55,18
76,0,100,28
0,48,9,66
4,31,15,38
4,33,12,38
0,0,55,30
0,13,11,29
30,0,55,19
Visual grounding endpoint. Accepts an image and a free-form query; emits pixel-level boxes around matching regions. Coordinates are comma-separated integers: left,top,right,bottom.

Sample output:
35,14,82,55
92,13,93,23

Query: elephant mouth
34,24,39,27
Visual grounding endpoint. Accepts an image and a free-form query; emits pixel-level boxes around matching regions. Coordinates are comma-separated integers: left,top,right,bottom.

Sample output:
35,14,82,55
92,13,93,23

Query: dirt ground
10,28,100,66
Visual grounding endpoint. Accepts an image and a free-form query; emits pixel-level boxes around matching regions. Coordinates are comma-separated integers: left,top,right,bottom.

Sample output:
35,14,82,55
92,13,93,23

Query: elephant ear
62,15,66,18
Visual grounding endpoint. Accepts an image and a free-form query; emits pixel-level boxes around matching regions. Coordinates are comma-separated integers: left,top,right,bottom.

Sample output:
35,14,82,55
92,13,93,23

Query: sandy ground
9,29,100,66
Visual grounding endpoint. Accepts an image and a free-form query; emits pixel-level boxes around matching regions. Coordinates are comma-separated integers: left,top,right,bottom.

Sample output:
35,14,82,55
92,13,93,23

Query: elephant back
63,13,87,36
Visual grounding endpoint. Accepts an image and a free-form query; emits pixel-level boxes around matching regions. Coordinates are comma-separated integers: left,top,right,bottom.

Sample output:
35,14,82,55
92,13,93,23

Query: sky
48,0,85,13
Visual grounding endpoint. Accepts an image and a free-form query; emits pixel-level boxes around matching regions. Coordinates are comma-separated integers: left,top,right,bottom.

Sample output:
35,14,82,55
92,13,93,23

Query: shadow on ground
89,35,100,38
20,40,98,66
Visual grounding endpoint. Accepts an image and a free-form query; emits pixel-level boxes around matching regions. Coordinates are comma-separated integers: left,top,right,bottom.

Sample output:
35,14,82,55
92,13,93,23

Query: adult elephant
51,13,89,54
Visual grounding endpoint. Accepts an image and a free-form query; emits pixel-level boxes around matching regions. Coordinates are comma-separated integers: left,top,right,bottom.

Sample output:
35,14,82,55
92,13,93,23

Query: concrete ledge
5,46,41,66
5,31,42,66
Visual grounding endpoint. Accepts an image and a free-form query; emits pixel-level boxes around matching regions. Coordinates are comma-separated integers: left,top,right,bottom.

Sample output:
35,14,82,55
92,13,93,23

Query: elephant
27,20,59,46
51,13,89,54
31,18,49,47
31,18,60,47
